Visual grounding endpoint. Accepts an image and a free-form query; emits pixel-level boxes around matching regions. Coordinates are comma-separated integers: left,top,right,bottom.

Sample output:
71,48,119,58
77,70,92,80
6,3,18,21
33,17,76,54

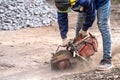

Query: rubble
53,68,120,80
0,0,57,30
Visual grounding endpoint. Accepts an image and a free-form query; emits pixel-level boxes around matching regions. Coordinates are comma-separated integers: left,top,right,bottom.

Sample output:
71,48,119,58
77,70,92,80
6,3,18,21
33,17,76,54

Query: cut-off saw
51,33,98,70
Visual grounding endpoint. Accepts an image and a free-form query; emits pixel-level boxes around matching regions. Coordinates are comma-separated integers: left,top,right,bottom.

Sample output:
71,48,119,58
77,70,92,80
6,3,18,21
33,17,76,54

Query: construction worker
76,0,113,70
55,0,96,46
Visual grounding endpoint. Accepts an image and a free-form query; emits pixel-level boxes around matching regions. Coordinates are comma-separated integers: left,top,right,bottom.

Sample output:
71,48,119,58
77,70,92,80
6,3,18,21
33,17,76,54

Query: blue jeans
76,1,112,59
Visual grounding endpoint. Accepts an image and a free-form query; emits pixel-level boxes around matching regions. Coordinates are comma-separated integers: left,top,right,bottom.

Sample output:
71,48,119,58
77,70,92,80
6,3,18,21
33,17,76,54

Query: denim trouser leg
97,1,112,59
75,13,86,38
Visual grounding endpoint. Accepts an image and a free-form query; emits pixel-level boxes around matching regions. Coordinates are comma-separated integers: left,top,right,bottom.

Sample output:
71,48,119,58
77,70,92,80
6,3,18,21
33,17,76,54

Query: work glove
62,38,69,47
79,30,88,38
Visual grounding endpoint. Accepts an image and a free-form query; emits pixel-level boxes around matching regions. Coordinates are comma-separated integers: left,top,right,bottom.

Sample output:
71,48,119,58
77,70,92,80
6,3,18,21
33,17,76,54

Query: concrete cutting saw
50,33,98,70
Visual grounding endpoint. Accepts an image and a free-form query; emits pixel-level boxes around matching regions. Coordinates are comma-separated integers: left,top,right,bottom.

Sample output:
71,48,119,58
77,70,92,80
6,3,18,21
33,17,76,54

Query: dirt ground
0,3,120,80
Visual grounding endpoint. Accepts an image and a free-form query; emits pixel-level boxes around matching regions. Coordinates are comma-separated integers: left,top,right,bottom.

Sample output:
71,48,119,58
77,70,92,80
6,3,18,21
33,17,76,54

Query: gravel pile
0,0,57,30
53,68,120,80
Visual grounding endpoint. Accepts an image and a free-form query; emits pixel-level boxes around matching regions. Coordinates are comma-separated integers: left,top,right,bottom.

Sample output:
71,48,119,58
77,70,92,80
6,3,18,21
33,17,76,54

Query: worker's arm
79,0,96,31
57,12,68,39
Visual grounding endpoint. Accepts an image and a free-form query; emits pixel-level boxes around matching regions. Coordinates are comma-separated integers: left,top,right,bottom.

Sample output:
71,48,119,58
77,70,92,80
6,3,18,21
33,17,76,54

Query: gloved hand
79,30,88,38
62,38,69,47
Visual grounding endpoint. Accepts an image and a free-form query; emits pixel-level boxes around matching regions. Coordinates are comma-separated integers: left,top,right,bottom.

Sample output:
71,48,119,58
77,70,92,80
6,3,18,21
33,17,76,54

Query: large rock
0,0,57,30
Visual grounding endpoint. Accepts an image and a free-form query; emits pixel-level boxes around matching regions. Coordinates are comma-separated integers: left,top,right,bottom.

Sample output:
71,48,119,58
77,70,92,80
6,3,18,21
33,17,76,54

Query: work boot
97,58,113,71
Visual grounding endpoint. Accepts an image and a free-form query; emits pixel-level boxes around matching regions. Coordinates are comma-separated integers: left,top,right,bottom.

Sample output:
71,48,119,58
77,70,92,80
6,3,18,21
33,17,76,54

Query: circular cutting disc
57,59,70,70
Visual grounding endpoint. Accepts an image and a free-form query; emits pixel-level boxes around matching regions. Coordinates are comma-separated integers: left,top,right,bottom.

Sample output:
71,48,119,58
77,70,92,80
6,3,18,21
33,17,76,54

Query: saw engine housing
51,33,98,70
74,33,98,58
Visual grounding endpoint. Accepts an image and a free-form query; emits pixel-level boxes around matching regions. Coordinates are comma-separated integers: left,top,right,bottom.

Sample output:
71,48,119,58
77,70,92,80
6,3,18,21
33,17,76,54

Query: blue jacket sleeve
80,0,96,31
57,12,68,39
